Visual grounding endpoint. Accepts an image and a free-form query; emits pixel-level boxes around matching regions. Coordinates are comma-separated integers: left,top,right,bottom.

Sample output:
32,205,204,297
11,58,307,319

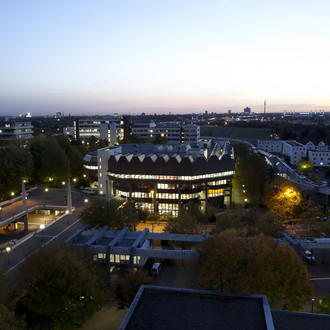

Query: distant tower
264,99,266,114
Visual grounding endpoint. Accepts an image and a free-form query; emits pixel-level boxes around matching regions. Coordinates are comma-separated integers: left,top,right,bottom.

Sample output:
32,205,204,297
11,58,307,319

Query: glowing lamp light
40,224,45,230
5,246,11,253
62,181,65,185
83,174,87,178
73,178,77,182
45,188,48,192
244,198,248,202
84,199,89,203
11,192,14,196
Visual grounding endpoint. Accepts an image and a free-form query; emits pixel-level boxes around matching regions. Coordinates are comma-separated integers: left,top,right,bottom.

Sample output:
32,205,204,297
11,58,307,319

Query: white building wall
97,146,122,195
308,150,330,167
283,142,307,165
257,140,283,153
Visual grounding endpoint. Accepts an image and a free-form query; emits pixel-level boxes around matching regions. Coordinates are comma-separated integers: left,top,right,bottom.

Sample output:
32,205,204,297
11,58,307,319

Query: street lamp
84,198,89,203
5,246,11,264
312,298,315,313
150,190,155,212
45,188,48,192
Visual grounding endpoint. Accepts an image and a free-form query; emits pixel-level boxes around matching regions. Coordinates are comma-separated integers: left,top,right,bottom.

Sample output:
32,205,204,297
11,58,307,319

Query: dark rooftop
272,310,330,330
120,286,272,330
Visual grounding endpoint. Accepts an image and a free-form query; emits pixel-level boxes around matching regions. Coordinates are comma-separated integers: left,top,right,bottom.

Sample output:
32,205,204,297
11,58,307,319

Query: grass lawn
200,126,270,144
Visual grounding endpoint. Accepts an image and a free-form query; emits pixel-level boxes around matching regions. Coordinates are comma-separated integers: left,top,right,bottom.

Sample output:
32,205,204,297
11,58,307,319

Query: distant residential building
63,126,75,136
244,107,251,114
282,141,307,165
74,117,124,143
257,140,284,153
131,121,200,144
258,139,330,167
0,121,34,144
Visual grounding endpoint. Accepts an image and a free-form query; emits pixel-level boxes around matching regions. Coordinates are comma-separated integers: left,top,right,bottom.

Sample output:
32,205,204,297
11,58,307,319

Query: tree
29,135,70,182
264,177,302,220
17,244,105,329
0,146,33,200
215,209,284,238
232,143,271,206
0,304,26,330
198,231,313,310
80,198,119,228
317,297,330,314
114,269,151,309
80,199,139,230
163,203,206,235
65,145,84,178
297,158,313,173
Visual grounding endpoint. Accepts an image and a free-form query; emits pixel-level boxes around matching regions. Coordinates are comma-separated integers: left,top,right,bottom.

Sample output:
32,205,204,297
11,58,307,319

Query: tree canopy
114,269,151,309
0,146,33,200
198,231,313,310
215,209,284,237
17,244,105,329
264,177,303,219
29,135,70,182
232,143,272,206
163,203,207,235
80,199,139,230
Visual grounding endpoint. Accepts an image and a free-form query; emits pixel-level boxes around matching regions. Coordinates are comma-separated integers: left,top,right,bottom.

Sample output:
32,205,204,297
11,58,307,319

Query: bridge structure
65,226,209,269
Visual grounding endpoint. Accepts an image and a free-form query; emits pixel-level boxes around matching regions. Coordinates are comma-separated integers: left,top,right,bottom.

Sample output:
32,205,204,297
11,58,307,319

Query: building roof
120,286,274,330
272,310,330,330
107,143,235,177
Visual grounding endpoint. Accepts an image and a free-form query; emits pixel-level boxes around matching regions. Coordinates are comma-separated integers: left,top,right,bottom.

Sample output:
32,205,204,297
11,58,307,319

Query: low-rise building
74,117,124,143
131,121,200,144
0,121,34,145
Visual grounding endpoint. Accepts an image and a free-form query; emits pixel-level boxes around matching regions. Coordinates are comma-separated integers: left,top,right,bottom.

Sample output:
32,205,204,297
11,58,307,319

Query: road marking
7,219,80,273
310,277,330,281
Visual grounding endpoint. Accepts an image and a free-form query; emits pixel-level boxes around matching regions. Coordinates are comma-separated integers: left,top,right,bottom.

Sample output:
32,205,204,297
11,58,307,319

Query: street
0,187,99,282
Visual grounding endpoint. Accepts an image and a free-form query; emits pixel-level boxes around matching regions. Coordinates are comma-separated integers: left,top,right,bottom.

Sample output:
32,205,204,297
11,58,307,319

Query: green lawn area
200,126,270,144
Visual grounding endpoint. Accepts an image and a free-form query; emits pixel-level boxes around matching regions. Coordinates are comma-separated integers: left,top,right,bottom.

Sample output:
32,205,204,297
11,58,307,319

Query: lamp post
40,224,45,244
150,190,155,213
312,298,315,313
5,246,11,264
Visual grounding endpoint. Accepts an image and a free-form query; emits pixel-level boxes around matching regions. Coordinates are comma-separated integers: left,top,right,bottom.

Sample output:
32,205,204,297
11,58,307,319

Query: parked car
302,250,316,264
81,187,96,195
150,263,163,275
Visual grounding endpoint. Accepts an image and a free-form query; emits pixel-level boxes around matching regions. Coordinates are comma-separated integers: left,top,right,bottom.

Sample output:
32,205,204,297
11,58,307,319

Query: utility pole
105,179,110,202
67,178,72,215
21,177,28,231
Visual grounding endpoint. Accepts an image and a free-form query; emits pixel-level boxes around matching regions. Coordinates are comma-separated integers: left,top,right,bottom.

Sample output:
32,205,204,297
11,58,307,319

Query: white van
81,187,96,195
150,263,162,275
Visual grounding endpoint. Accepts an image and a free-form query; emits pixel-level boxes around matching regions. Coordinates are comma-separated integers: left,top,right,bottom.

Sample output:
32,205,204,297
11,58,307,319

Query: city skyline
1,0,330,116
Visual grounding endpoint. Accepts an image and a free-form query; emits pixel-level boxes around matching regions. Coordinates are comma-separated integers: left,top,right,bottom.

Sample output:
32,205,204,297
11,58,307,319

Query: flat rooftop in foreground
120,286,273,330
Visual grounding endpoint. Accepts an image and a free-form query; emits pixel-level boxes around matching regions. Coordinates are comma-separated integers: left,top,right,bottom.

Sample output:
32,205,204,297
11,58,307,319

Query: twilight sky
1,0,330,116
